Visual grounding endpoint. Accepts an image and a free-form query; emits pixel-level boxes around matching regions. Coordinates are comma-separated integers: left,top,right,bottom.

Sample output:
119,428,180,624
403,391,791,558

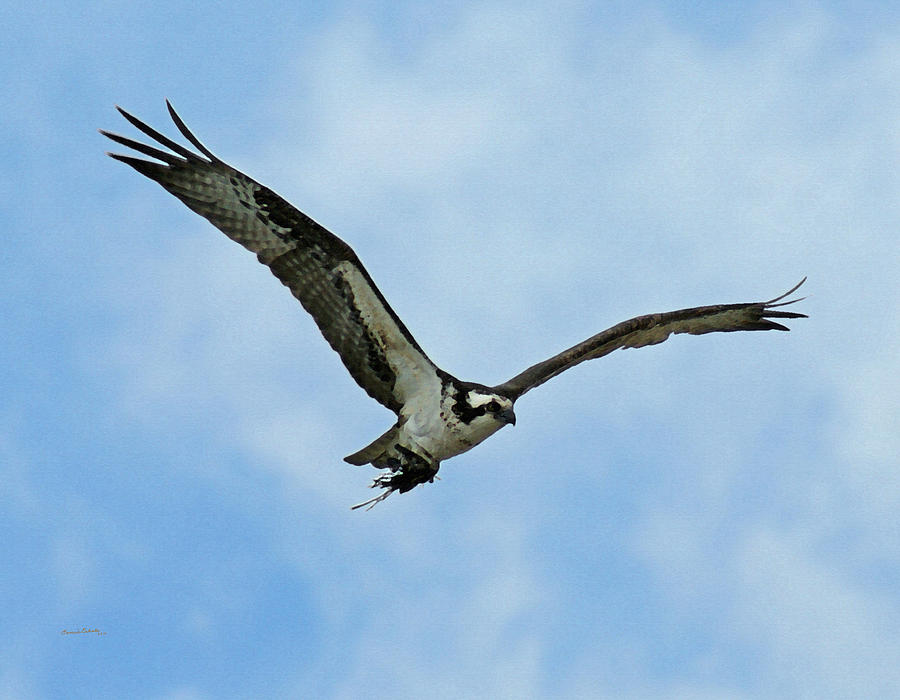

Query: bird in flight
102,102,806,509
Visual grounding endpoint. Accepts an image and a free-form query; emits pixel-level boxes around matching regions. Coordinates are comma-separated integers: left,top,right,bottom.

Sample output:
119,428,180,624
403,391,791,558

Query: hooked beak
499,407,517,426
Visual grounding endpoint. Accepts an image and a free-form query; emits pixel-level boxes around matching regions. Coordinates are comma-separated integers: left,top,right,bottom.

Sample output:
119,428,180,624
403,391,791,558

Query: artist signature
60,627,106,636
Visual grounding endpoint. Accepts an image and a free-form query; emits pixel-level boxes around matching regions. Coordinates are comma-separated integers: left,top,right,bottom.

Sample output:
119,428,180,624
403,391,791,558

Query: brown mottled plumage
495,279,807,400
102,102,806,508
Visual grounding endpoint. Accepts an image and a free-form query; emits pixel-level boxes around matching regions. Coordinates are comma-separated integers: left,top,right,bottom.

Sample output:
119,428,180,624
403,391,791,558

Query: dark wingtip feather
106,152,168,179
111,104,202,162
100,129,184,165
765,309,808,320
766,277,807,306
165,99,221,163
761,278,809,331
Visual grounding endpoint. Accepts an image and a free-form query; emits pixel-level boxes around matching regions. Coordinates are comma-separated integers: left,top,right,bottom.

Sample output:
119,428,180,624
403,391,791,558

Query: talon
351,447,441,510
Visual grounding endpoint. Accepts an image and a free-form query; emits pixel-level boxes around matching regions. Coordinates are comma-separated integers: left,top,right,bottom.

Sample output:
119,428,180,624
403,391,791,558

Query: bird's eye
486,400,501,412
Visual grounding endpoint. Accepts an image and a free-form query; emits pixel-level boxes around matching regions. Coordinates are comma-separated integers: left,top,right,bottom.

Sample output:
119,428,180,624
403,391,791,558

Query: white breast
399,389,504,462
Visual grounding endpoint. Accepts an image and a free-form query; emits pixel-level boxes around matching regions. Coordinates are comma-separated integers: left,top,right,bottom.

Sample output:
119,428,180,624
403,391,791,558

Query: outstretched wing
494,279,807,400
102,101,436,414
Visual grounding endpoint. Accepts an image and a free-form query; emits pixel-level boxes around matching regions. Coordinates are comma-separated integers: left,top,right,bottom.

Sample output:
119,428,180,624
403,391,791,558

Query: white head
454,386,516,428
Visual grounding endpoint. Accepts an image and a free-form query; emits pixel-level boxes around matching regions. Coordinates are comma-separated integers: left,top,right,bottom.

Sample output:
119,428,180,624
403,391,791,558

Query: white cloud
51,528,96,610
0,425,44,525
87,2,900,697
734,528,900,698
305,506,545,700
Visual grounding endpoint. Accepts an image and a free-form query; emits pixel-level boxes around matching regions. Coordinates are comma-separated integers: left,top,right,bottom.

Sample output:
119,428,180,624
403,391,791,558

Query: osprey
102,102,807,509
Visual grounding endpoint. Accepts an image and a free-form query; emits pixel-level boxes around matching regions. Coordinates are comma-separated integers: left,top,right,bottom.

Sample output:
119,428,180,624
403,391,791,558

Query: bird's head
460,388,517,427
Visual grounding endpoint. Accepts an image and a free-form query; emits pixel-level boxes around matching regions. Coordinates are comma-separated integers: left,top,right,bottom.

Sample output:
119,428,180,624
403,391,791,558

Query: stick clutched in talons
351,444,440,510
351,486,395,511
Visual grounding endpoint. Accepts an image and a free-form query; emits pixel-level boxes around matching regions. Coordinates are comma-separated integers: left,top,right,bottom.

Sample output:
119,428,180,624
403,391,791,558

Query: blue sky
3,1,899,697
